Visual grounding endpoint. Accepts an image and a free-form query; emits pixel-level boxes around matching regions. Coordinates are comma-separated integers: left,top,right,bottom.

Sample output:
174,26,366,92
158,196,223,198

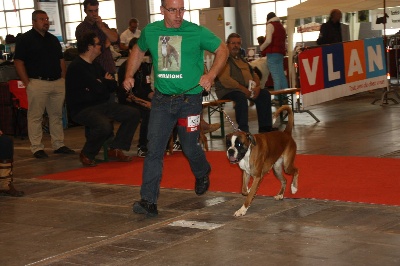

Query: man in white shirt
120,18,141,51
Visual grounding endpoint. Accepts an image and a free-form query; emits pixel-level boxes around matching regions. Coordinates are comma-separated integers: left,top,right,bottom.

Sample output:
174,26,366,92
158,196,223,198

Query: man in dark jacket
65,32,140,167
317,9,344,45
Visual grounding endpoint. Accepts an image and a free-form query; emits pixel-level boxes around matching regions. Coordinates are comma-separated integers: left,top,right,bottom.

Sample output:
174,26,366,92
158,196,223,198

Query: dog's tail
272,105,294,134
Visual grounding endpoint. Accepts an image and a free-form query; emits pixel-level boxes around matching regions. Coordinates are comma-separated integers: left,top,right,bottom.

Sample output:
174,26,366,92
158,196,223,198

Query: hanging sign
37,0,63,42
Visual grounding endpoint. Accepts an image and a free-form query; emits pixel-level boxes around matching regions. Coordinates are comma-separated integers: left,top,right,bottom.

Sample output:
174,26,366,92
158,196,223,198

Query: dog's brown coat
226,105,299,216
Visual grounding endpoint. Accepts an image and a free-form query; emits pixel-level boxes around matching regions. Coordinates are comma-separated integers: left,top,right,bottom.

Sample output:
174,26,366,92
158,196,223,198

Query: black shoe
54,146,75,154
133,199,158,218
33,150,48,159
137,147,148,158
195,170,210,196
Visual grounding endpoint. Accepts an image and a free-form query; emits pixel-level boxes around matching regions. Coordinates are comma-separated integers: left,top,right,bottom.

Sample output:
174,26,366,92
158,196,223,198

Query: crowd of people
2,0,347,216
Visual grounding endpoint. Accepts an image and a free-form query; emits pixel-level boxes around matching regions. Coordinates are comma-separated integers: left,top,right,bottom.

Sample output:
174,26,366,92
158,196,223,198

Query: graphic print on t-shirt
158,35,181,72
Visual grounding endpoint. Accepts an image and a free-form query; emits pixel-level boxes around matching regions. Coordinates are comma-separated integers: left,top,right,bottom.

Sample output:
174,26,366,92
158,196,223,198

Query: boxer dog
160,36,179,70
226,105,299,217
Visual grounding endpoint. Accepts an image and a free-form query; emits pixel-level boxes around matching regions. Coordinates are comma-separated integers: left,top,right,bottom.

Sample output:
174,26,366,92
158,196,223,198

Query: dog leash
208,91,240,132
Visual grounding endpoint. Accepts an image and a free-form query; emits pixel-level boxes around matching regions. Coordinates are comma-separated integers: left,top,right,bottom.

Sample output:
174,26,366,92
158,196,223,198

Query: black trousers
0,134,13,160
72,102,140,160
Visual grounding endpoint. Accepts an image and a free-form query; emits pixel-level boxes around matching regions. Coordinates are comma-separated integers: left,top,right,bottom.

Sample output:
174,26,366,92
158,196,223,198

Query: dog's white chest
161,45,167,56
238,148,251,174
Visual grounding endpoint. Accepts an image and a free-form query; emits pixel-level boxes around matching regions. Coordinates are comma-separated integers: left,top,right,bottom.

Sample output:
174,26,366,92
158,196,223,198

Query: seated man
65,32,140,167
0,130,24,197
215,33,274,133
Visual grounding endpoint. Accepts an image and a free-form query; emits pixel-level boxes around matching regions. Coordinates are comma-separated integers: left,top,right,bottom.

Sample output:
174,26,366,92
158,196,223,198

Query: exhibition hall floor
2,89,400,266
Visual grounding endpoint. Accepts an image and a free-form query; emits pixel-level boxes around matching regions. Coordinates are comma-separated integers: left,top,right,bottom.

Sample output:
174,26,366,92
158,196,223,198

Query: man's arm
14,59,30,87
260,23,274,51
199,42,229,91
97,20,118,43
251,71,262,99
119,43,129,51
119,31,129,51
122,45,146,91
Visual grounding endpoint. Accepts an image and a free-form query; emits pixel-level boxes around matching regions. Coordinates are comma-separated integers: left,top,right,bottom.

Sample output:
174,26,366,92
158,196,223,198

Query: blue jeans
72,102,140,160
267,53,288,98
140,90,211,204
222,90,273,133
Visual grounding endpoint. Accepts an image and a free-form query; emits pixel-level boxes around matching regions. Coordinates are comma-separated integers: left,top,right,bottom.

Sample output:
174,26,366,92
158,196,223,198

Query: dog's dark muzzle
227,148,239,164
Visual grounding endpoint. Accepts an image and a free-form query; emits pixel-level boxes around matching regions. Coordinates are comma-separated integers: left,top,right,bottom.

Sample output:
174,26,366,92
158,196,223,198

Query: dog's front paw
274,194,284,200
234,205,248,217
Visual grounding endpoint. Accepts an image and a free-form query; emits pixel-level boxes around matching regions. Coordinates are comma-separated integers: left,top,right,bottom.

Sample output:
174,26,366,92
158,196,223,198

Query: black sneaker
195,169,210,196
133,199,158,218
173,140,182,151
54,146,75,154
33,150,48,159
137,147,148,158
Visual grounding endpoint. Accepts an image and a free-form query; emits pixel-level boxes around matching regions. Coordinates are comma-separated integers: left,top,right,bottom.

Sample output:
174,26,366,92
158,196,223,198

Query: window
63,0,116,43
251,0,304,45
0,0,35,42
149,0,210,25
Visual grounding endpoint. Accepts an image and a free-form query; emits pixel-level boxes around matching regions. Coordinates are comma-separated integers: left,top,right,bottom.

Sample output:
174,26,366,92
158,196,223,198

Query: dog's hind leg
272,157,287,200
168,56,173,67
173,54,179,67
283,146,299,194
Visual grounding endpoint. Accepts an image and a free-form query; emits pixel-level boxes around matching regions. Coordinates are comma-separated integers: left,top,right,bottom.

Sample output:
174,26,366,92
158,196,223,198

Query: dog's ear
226,134,232,147
160,36,163,41
246,133,256,146
166,36,170,41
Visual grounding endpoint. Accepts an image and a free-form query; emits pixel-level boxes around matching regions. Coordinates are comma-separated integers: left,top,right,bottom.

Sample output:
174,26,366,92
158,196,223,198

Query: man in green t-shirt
123,0,228,218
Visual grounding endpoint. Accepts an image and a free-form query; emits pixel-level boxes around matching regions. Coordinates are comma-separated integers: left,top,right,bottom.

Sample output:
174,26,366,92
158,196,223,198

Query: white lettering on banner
301,56,319,86
327,54,340,81
348,49,363,77
158,74,183,79
367,45,384,72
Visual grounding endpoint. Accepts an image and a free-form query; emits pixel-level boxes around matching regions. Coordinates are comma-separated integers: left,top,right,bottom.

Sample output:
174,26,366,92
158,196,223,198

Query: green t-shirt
137,20,221,95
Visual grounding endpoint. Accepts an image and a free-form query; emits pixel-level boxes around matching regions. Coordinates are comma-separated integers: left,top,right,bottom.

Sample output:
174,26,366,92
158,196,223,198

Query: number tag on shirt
186,114,200,132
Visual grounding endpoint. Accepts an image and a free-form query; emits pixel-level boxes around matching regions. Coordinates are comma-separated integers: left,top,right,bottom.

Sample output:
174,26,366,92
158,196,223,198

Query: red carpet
38,152,400,206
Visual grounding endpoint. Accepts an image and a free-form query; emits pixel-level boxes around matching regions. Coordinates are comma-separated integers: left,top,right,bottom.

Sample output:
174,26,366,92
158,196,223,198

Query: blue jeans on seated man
140,90,211,205
222,89,273,133
267,53,288,100
72,102,140,160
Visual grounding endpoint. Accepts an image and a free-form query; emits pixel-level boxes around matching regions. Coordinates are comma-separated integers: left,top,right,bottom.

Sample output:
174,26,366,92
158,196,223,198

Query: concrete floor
2,89,400,266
